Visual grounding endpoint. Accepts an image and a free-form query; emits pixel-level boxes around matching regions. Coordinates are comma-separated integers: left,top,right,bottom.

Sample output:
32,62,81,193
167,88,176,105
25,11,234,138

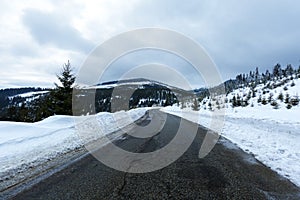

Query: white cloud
1,0,300,88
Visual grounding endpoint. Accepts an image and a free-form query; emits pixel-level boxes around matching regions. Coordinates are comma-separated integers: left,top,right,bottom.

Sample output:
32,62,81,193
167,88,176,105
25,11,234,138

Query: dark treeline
0,87,47,109
0,61,75,122
191,63,300,111
0,87,48,121
228,63,300,109
222,63,300,95
2,62,299,122
1,61,180,122
72,81,179,116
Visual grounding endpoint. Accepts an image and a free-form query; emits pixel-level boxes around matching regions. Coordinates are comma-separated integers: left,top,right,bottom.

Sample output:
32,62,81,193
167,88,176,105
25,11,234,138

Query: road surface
10,110,300,199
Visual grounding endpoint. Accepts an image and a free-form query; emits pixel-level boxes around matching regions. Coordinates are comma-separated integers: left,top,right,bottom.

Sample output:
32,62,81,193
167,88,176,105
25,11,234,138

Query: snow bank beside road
161,106,300,187
0,108,148,178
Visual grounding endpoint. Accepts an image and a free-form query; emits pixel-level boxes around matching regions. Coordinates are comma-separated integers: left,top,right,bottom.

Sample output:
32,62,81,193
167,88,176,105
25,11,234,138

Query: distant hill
0,88,49,121
192,64,300,111
1,63,299,122
74,78,194,114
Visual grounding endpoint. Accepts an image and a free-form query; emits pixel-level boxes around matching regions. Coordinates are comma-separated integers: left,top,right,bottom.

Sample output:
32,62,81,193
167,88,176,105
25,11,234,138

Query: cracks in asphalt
115,172,128,197
113,136,157,198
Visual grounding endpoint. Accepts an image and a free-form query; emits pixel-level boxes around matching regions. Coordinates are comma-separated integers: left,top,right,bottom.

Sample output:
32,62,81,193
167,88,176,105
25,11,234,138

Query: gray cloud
99,49,205,89
120,0,300,81
22,9,94,53
10,42,40,58
2,1,300,89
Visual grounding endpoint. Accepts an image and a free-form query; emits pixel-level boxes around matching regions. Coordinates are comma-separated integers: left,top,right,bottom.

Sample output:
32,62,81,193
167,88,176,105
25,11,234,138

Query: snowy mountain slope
10,91,49,98
196,75,299,112
0,88,49,117
8,91,49,104
161,74,300,187
93,78,175,89
73,78,193,113
88,78,192,100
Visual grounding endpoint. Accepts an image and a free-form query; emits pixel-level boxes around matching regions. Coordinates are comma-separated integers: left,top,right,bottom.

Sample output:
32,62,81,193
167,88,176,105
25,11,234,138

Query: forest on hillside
1,62,299,122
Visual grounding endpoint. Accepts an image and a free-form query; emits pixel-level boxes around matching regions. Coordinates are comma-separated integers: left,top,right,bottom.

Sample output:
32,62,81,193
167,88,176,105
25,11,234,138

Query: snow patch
0,108,148,179
161,105,300,187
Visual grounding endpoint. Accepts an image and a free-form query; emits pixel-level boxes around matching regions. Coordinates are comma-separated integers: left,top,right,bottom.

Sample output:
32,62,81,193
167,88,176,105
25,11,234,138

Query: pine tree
285,93,290,104
277,92,284,102
273,63,282,79
181,101,186,109
262,97,268,105
252,89,256,98
290,96,299,106
255,67,259,83
236,94,242,106
265,70,271,81
247,91,252,101
208,102,212,110
232,96,237,107
271,100,279,109
51,60,76,115
257,95,262,103
285,64,294,77
268,93,274,103
164,92,172,106
191,99,199,111
291,81,295,87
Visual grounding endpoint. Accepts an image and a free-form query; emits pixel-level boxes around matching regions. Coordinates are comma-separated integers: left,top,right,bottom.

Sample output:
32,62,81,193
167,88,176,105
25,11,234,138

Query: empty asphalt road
11,110,300,199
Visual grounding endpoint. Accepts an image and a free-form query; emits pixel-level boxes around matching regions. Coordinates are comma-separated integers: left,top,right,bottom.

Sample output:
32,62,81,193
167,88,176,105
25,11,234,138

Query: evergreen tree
216,100,221,109
285,64,294,77
273,63,282,78
242,98,249,107
285,93,290,104
236,94,242,106
255,67,259,82
181,101,186,109
270,100,279,109
277,92,284,102
261,97,267,105
232,96,237,107
257,95,262,103
208,102,212,111
51,60,76,115
247,91,252,101
191,99,199,111
265,70,271,81
268,93,274,103
290,96,299,106
252,89,256,98
291,81,295,87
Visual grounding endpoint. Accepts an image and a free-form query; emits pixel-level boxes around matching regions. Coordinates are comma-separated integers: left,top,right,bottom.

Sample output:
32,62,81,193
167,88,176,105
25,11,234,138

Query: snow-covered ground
17,91,49,98
161,100,300,187
0,108,148,180
9,91,49,99
1,75,299,190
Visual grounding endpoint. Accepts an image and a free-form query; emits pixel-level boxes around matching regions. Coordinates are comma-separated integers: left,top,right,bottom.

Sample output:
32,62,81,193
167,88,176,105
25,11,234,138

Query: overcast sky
1,0,300,89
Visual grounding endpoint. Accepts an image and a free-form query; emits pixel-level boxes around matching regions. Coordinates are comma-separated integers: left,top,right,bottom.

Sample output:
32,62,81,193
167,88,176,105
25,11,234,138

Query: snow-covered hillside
0,108,147,185
9,90,49,101
162,74,300,187
12,91,49,98
1,71,299,190
89,78,179,90
201,75,299,112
